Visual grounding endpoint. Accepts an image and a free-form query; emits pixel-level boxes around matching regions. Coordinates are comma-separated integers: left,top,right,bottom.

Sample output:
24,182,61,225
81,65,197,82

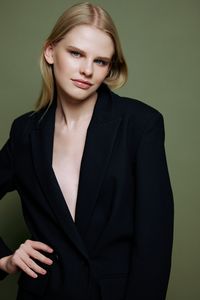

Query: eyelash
69,50,109,66
94,59,109,66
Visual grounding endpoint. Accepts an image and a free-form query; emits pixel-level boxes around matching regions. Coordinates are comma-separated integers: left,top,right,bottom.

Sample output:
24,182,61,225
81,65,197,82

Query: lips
71,79,93,89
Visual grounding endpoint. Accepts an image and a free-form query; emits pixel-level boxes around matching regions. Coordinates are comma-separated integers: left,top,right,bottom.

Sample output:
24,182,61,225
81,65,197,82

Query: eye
70,50,81,58
95,59,109,66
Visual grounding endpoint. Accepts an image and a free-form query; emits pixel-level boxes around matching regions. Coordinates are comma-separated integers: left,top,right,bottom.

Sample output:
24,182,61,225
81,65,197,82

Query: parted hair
36,2,128,110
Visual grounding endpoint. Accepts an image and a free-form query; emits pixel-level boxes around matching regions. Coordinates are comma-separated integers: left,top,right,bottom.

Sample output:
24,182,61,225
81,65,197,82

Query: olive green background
0,0,199,299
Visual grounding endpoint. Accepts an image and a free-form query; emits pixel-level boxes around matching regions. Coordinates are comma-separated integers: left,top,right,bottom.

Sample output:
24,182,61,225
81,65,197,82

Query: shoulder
108,89,166,152
108,90,166,161
110,89,164,131
111,90,163,121
9,108,45,139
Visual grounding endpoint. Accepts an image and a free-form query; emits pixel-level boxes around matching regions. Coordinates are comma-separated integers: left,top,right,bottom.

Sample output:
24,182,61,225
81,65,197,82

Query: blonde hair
36,2,128,110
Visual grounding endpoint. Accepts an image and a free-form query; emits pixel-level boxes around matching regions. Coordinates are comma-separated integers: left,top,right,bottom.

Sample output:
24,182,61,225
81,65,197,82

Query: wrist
0,256,10,273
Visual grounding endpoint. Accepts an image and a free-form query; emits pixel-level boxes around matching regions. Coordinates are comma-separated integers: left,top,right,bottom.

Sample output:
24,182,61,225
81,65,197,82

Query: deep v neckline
31,83,120,247
51,121,93,224
50,95,99,225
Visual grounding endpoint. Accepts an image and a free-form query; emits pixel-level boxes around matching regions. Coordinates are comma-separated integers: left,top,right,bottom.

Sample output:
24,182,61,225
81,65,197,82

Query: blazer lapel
30,84,122,257
75,86,122,236
30,101,89,260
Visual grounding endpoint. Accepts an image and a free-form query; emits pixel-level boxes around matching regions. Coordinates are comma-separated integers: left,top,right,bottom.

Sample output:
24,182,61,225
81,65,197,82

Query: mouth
71,79,93,89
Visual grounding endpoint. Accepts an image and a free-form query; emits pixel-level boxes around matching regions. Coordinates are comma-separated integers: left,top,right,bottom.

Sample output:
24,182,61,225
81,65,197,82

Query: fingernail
34,274,38,278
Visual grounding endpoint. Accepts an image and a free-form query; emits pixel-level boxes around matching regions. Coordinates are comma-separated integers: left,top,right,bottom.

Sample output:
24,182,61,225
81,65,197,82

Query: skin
45,24,114,124
48,25,114,221
0,25,114,278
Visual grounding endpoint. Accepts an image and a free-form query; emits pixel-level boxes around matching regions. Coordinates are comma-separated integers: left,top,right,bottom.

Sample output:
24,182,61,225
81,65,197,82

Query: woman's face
45,25,114,103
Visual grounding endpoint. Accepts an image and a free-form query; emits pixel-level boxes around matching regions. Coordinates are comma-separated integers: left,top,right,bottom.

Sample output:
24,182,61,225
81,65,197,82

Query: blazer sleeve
125,113,174,300
0,124,16,279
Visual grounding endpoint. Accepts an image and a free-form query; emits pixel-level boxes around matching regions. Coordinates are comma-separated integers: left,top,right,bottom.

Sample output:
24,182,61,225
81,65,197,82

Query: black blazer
0,84,174,300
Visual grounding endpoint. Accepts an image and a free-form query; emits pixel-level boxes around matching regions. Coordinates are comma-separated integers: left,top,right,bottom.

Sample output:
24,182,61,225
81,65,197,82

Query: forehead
60,25,114,57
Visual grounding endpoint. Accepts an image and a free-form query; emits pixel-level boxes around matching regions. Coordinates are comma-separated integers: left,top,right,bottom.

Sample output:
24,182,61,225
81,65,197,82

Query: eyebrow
67,45,112,62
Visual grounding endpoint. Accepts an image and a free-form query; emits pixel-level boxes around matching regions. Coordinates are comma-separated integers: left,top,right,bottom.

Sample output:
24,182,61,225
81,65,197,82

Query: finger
22,256,47,276
20,261,39,278
24,240,54,253
12,253,38,278
30,249,53,265
25,241,54,264
17,243,53,266
15,250,47,275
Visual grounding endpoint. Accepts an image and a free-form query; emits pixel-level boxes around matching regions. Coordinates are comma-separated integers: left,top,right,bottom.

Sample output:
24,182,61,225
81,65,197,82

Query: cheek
95,67,110,81
54,55,77,75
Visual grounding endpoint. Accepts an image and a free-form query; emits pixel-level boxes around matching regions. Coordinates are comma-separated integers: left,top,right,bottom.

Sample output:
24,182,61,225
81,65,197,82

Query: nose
80,59,93,77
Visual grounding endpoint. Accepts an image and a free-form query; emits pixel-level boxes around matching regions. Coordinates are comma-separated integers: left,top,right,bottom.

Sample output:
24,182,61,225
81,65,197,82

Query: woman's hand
0,239,54,278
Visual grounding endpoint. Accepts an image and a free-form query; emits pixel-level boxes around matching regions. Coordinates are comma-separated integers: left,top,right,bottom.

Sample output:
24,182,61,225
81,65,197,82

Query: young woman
0,2,174,300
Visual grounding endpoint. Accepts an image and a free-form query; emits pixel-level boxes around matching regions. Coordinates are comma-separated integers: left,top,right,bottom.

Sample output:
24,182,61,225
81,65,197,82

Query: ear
44,43,55,64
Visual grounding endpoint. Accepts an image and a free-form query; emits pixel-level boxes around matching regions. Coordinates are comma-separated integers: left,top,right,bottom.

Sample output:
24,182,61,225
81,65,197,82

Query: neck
55,92,97,130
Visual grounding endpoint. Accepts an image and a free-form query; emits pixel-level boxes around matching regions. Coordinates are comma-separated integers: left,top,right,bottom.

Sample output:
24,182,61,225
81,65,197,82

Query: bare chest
52,123,89,222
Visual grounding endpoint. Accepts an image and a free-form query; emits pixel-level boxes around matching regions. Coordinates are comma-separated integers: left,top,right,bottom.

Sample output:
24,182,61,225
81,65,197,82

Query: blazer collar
34,83,117,128
30,84,122,259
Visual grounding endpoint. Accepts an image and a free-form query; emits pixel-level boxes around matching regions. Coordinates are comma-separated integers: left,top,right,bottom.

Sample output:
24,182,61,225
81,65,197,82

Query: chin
70,87,97,101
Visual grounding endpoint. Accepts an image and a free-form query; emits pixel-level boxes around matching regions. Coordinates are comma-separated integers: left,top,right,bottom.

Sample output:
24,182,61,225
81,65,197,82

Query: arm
0,134,16,279
125,114,174,300
0,123,54,280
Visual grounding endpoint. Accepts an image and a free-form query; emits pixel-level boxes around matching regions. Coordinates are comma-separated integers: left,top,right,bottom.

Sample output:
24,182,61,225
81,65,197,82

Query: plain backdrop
0,0,199,299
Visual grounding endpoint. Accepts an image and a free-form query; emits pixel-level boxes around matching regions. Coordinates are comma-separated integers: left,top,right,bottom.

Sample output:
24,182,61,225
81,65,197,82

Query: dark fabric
0,238,12,279
0,84,174,299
